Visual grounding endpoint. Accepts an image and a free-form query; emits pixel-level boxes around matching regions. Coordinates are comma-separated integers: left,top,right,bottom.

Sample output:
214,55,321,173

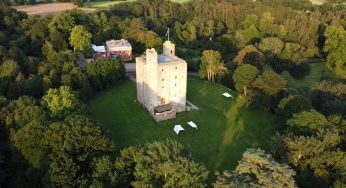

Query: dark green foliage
44,115,115,187
276,95,312,121
233,64,259,96
311,81,346,116
252,70,287,96
283,129,346,187
214,148,297,188
116,139,209,187
85,58,125,90
287,110,328,135
0,1,345,187
12,121,47,168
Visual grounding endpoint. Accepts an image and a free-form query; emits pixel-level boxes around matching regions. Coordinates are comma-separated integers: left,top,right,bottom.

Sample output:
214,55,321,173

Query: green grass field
84,0,191,8
88,79,278,180
170,0,192,3
84,0,136,8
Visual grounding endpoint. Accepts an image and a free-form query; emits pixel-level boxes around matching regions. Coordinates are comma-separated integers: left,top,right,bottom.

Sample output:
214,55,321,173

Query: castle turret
146,48,158,64
163,41,175,57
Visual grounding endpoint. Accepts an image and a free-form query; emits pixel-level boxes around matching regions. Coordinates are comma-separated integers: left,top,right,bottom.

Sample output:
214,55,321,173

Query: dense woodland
0,0,346,187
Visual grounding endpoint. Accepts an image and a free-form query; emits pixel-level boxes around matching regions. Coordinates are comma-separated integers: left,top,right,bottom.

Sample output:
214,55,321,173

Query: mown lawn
87,79,278,182
84,0,136,8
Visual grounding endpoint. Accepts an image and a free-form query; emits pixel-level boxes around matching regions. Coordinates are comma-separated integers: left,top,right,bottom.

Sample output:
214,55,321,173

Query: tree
116,140,208,187
137,31,162,49
234,26,261,48
70,25,92,53
42,86,86,119
73,0,86,7
235,45,264,69
323,25,346,76
199,50,227,82
114,146,142,186
258,37,285,57
233,64,259,96
44,115,115,187
311,81,346,116
12,121,47,168
214,148,297,188
85,58,125,90
0,60,20,79
252,70,287,96
241,14,258,29
287,110,328,135
276,95,312,120
283,129,346,186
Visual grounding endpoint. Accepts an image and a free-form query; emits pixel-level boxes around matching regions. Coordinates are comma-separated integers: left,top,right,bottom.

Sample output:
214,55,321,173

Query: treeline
3,0,86,6
0,0,346,187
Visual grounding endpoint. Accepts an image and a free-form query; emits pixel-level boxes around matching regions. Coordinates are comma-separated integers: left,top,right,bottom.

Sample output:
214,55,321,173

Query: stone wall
153,108,177,122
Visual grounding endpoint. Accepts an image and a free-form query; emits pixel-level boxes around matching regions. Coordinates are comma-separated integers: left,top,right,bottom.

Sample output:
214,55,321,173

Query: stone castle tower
136,41,187,121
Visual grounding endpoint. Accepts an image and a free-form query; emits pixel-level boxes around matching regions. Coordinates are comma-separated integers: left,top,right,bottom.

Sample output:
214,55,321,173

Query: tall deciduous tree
214,148,297,188
276,95,312,121
0,60,20,79
42,86,86,119
44,115,115,187
323,25,346,76
235,45,264,69
12,121,47,168
70,25,92,53
199,50,227,82
233,64,259,96
252,70,287,96
287,110,329,135
283,129,346,185
116,140,208,187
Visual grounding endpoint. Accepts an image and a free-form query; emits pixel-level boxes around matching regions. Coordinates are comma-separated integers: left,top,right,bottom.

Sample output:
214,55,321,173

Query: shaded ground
13,3,96,16
87,79,278,184
281,62,336,90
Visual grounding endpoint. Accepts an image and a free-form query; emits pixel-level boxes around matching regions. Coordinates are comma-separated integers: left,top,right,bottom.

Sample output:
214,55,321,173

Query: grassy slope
281,62,335,90
88,79,278,176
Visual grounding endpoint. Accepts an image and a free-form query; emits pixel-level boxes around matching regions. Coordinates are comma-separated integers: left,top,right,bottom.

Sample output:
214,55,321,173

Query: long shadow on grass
213,96,276,172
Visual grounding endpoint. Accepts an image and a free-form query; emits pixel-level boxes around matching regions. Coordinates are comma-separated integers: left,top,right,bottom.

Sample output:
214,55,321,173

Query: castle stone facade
136,41,187,120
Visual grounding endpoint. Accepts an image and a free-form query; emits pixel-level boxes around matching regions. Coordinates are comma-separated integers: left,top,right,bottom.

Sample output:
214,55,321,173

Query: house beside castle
92,39,132,62
136,41,187,122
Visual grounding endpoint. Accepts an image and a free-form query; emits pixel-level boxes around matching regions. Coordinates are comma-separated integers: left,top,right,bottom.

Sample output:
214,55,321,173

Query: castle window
175,84,177,86
162,69,164,72
175,67,177,70
162,86,164,89
162,78,164,81
175,76,177,79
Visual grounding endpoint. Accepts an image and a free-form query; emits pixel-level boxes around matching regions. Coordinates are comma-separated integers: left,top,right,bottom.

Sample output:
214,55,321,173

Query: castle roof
157,54,179,63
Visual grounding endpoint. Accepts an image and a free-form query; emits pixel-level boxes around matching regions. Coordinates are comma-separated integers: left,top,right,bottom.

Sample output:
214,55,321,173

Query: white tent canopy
174,125,184,135
222,92,234,99
187,121,198,129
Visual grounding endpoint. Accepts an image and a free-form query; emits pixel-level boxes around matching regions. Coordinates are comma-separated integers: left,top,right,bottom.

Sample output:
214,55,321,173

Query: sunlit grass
84,0,136,8
87,78,278,184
